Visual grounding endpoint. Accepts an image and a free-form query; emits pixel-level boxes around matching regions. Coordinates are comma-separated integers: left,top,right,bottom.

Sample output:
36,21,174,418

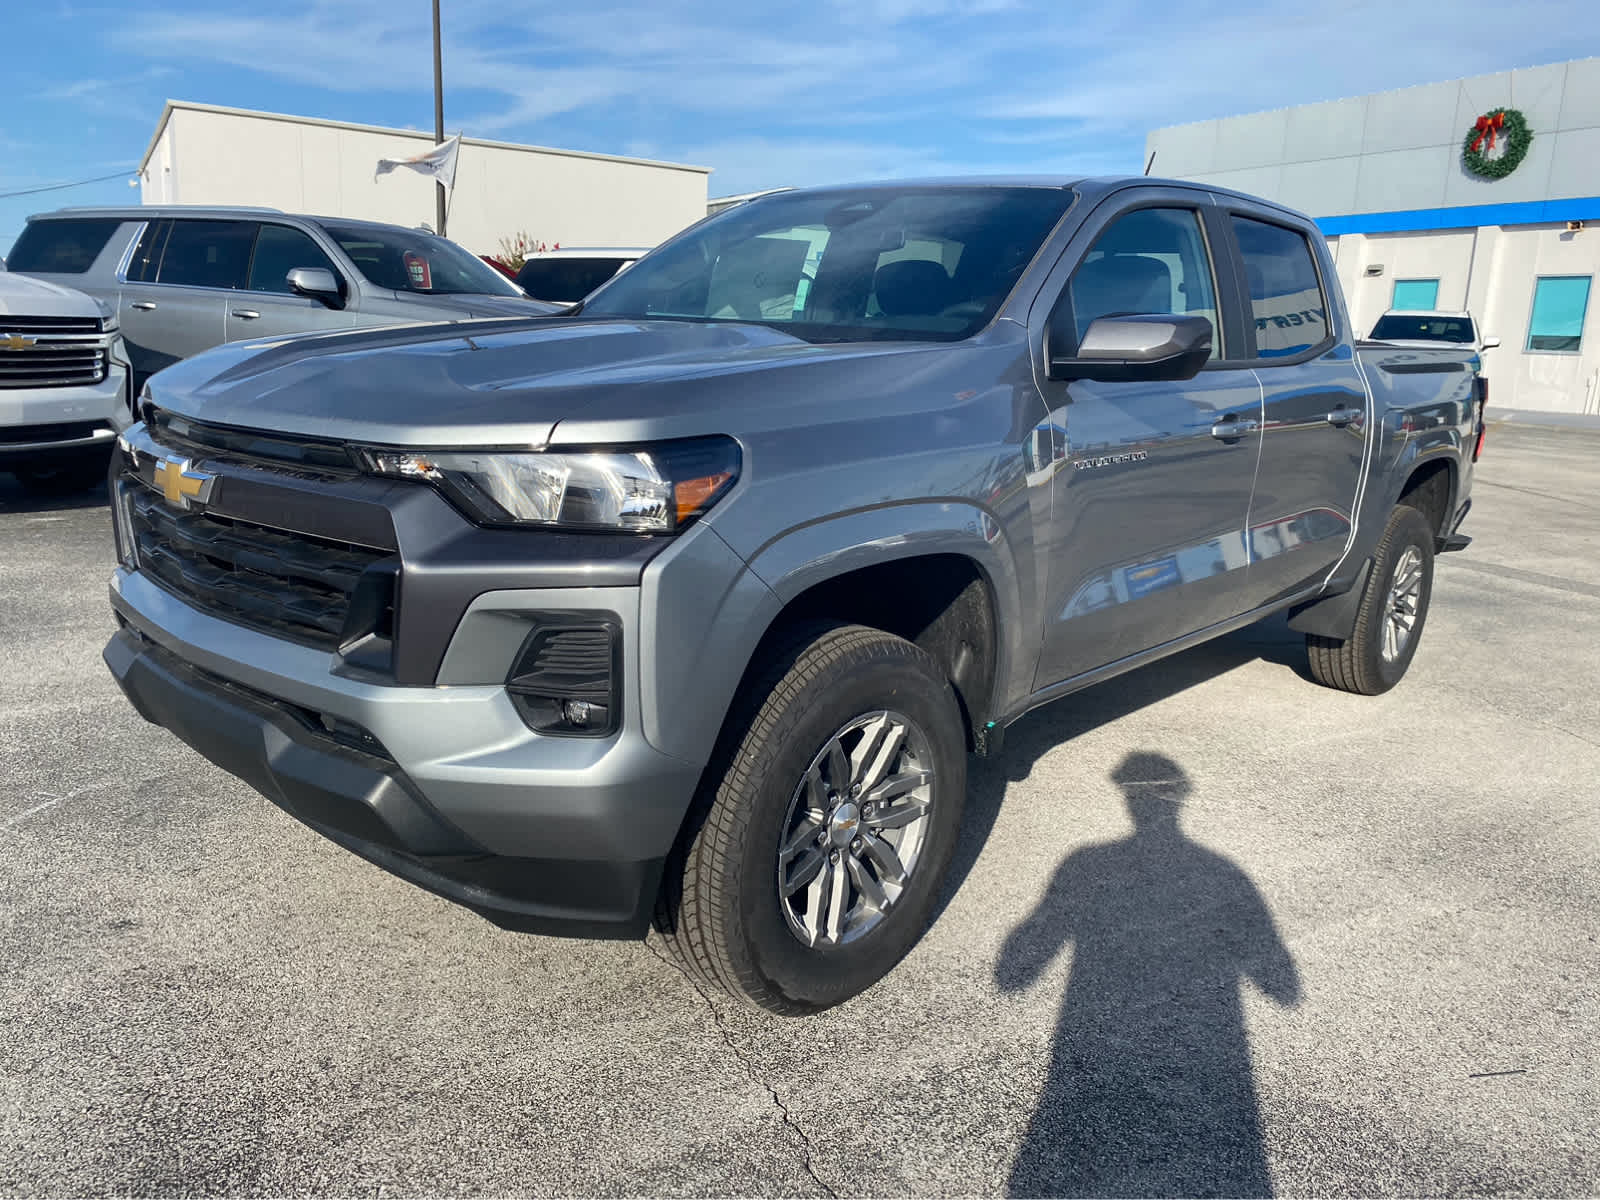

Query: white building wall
140,104,711,257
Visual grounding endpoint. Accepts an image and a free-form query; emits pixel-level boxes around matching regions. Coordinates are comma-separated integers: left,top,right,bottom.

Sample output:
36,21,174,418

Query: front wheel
655,622,967,1015
1307,504,1435,695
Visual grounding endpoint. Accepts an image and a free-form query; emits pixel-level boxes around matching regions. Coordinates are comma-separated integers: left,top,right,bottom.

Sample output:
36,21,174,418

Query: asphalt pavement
1,422,1596,1196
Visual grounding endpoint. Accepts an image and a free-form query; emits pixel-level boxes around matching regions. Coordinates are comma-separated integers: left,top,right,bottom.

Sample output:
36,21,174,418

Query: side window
155,220,255,290
4,218,124,274
127,221,170,282
1231,216,1330,360
1066,208,1220,358
1526,276,1590,353
248,225,339,294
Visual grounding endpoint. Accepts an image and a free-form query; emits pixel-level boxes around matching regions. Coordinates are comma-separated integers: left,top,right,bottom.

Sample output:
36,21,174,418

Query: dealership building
137,101,712,261
1147,58,1600,415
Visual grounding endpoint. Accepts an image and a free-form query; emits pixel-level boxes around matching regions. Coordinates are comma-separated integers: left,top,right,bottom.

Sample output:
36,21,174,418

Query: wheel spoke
865,769,931,806
846,853,889,911
864,795,930,831
824,856,849,943
857,718,907,795
802,859,831,946
825,738,851,794
861,831,907,884
783,846,827,897
849,713,892,787
779,815,823,862
804,766,830,818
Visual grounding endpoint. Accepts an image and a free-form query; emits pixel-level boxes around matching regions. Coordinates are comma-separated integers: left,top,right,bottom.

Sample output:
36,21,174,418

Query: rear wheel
655,622,966,1015
1307,505,1435,695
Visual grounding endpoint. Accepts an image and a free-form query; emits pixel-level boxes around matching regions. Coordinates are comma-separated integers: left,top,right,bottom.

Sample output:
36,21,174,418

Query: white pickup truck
0,268,133,493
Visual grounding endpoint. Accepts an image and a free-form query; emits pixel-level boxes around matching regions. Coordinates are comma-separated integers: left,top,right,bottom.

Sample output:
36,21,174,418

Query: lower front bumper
104,628,668,938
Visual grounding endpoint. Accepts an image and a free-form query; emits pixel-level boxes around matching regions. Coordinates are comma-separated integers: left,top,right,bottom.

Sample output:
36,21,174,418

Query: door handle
1325,406,1360,427
1210,416,1259,440
129,301,157,311
230,310,261,320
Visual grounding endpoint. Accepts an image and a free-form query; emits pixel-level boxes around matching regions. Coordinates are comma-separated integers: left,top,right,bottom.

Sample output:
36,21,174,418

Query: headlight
95,297,119,334
356,437,740,533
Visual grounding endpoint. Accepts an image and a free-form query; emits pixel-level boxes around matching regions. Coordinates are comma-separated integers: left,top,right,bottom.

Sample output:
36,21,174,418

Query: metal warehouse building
1147,58,1600,415
137,101,712,260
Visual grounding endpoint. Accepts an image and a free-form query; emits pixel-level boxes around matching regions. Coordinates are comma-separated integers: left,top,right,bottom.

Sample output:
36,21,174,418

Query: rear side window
127,221,170,282
248,225,338,294
1231,216,1330,360
516,257,631,302
156,220,255,289
6,218,123,274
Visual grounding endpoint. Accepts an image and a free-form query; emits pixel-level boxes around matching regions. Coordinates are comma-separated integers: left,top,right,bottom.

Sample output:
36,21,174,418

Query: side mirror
287,266,344,310
1480,336,1501,350
1047,313,1213,383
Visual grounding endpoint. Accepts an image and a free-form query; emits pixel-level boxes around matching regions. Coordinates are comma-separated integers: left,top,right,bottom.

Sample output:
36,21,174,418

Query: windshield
580,186,1075,342
321,224,523,297
1369,314,1475,344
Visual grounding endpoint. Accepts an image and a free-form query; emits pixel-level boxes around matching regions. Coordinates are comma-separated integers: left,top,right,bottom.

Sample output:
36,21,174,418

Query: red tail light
1473,377,1488,462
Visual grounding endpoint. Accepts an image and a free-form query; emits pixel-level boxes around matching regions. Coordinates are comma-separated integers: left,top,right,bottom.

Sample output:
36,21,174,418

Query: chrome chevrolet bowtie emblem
1,333,39,351
153,456,216,510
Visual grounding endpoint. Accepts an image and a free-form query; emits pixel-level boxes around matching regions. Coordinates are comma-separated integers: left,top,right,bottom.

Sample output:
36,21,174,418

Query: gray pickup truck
102,178,1484,1014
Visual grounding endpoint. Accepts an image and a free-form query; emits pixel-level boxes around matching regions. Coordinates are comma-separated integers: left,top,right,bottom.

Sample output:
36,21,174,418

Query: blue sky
5,0,1598,256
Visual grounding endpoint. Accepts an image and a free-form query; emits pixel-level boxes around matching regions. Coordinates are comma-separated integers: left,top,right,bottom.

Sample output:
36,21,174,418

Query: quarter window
155,220,255,290
1391,278,1440,311
5,218,123,274
248,225,338,294
1526,276,1591,353
1066,207,1221,358
1231,216,1330,360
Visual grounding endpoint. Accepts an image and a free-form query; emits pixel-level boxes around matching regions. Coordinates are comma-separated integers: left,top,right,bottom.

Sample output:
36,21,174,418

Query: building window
1526,276,1591,353
1391,279,1439,311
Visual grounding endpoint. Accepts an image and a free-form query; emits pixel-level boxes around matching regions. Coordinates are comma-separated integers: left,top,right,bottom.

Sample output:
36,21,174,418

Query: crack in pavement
644,939,838,1198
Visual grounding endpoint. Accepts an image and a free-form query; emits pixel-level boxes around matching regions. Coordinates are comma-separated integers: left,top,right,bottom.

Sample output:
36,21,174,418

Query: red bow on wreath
1471,111,1505,154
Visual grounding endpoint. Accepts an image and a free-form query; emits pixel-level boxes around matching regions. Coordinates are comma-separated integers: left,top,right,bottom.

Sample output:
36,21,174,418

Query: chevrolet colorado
103,178,1484,1013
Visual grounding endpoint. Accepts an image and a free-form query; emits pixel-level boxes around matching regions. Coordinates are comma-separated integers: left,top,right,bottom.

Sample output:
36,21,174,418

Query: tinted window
517,257,631,301
322,224,522,296
1368,314,1475,344
1231,216,1329,359
127,221,170,282
582,186,1074,343
156,220,255,289
248,224,338,294
7,218,123,274
1066,207,1220,357
1526,276,1590,353
1391,278,1440,310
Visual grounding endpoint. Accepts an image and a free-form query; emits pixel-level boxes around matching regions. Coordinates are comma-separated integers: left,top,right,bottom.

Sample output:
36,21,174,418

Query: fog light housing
506,616,621,737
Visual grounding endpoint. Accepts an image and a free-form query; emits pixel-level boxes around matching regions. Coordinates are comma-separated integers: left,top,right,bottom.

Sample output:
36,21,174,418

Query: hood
0,273,105,320
391,291,563,319
144,317,982,446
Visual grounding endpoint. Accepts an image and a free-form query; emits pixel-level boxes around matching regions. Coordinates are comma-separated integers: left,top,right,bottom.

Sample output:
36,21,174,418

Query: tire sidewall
1365,507,1435,690
729,646,966,1011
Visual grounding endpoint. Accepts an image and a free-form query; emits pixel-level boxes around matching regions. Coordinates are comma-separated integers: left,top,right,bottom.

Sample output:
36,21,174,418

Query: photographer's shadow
997,752,1300,1198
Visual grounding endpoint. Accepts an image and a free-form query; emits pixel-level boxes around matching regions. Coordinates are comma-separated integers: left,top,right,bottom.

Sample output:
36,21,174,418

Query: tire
13,450,111,496
1307,505,1434,695
655,622,967,1015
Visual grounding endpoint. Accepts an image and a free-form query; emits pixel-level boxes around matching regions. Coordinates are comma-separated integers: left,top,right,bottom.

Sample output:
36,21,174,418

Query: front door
1033,204,1262,688
1225,214,1369,607
225,223,354,343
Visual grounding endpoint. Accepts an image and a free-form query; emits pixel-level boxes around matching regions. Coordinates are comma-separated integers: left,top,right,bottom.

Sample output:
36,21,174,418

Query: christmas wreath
1462,108,1533,179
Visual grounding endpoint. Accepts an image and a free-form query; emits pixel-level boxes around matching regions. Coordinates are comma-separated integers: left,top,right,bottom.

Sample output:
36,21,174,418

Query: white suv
0,271,133,493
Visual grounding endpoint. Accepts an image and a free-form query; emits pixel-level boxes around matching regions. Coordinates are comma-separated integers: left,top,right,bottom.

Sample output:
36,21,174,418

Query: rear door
225,223,353,343
1031,195,1264,688
118,218,251,379
1222,212,1368,608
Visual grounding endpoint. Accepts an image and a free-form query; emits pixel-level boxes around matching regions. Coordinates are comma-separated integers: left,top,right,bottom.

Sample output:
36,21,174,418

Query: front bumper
0,362,131,463
106,564,704,939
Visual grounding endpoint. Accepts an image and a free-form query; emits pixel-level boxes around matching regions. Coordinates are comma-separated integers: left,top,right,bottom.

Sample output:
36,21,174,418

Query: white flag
376,134,461,189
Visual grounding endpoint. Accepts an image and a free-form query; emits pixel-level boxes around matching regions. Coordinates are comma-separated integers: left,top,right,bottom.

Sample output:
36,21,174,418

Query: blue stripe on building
1316,196,1600,236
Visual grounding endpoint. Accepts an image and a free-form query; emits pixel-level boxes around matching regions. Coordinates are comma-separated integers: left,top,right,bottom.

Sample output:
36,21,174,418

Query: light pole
432,0,446,236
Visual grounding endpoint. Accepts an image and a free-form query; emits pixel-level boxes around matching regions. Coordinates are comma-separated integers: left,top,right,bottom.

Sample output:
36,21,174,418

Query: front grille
0,314,108,390
125,483,394,649
145,407,358,477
